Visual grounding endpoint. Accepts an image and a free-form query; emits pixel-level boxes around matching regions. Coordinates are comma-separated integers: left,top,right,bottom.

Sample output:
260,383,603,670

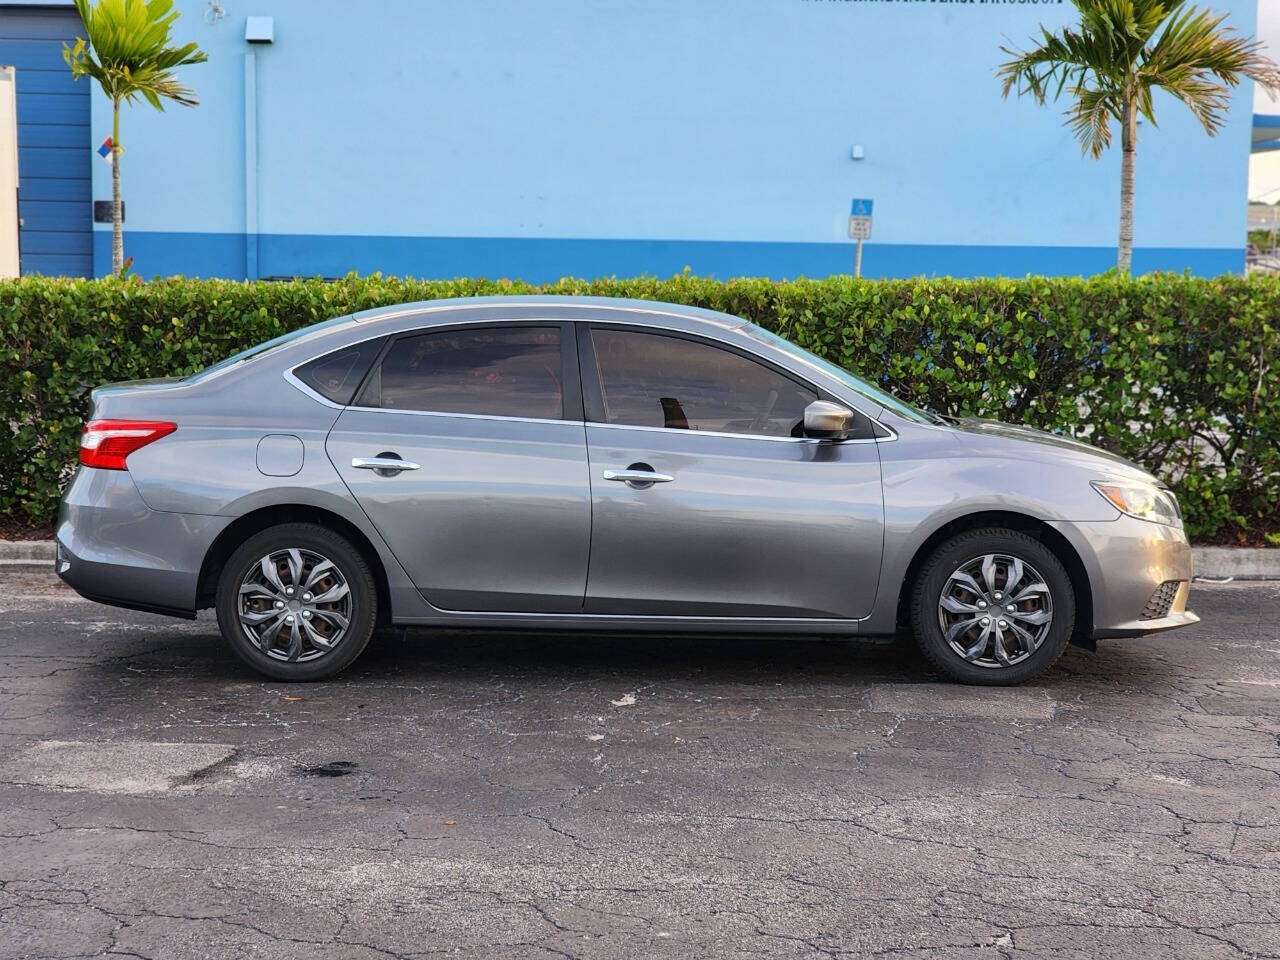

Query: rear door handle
352,456,421,472
602,468,674,484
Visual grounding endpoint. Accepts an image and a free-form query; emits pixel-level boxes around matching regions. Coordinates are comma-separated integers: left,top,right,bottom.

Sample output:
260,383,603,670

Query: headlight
1091,480,1182,528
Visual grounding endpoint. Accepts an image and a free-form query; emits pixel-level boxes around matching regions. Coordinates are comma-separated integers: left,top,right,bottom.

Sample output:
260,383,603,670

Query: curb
2,539,1278,579
0,540,56,566
1191,547,1280,581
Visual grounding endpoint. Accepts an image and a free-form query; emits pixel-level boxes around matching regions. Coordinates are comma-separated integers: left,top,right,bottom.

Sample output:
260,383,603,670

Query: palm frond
1000,0,1280,148
1134,84,1157,128
1066,85,1118,158
62,0,206,108
996,0,1171,104
1138,4,1280,134
998,27,1110,103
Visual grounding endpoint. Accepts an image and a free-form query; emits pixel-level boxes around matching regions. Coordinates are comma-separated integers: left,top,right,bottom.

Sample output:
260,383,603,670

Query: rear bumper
56,467,230,618
1049,516,1198,640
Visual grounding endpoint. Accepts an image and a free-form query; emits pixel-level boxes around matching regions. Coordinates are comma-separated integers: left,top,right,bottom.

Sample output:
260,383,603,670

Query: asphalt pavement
1,571,1278,959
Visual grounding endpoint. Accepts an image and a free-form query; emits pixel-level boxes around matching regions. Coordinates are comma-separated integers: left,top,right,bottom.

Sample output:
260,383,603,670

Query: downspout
243,51,259,280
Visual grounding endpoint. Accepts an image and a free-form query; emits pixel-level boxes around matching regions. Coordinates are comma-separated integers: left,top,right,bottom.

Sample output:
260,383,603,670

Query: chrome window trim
283,368,345,409
342,405,576,428
282,311,896,441
585,420,896,445
873,420,900,442
298,401,897,443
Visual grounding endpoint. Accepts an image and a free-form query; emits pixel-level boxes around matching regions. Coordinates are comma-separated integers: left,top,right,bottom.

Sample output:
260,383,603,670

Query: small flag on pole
97,136,123,164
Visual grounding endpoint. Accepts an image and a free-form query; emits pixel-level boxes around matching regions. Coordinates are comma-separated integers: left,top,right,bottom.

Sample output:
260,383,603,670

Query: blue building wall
19,0,1262,280
1,5,91,276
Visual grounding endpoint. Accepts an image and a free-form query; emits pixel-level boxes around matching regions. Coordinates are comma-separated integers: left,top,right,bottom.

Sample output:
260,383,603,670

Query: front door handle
352,456,421,474
602,467,674,486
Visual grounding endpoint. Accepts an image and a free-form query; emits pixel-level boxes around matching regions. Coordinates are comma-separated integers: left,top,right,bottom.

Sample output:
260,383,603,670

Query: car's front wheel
910,528,1075,685
215,523,378,681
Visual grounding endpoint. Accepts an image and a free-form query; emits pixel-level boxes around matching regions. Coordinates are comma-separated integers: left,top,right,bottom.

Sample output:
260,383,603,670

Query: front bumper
56,467,231,618
1048,516,1199,639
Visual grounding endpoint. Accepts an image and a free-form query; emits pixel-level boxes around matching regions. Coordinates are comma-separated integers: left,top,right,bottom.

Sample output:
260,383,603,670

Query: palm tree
63,0,206,276
997,0,1280,274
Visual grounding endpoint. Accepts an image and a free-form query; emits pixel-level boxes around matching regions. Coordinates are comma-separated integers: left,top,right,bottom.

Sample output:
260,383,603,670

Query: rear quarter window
293,338,385,405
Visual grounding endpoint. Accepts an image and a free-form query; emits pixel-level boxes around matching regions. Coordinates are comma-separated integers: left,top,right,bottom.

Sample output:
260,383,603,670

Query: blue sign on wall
850,198,874,218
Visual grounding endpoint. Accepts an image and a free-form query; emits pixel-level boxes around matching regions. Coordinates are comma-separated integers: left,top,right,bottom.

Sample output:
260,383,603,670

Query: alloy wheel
237,548,352,662
936,553,1054,668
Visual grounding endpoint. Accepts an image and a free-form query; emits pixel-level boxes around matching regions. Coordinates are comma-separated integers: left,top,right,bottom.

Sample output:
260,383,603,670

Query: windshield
746,324,933,424
185,315,355,383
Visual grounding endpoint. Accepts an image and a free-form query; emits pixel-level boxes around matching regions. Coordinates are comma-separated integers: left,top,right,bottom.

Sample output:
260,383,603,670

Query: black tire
215,522,378,681
910,528,1075,686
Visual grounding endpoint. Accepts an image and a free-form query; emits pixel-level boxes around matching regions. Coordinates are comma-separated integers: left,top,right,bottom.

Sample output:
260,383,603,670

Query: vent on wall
245,16,274,44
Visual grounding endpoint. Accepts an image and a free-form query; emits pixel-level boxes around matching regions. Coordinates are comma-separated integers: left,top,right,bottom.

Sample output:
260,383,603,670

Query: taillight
79,420,176,470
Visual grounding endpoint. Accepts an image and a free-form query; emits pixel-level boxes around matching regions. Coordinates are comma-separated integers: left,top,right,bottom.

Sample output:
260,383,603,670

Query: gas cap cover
256,434,304,477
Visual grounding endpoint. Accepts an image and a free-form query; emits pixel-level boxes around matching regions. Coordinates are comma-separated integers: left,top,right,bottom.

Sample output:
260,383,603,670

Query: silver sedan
56,297,1198,684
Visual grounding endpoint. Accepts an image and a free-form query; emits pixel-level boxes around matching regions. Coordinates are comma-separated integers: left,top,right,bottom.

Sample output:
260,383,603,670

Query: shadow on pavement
75,615,1178,692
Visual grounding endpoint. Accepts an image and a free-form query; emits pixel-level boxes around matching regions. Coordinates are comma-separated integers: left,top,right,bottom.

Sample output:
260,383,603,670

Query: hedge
2,272,1278,544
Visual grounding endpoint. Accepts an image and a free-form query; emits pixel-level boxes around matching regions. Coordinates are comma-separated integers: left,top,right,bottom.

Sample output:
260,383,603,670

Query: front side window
590,328,817,438
361,326,563,419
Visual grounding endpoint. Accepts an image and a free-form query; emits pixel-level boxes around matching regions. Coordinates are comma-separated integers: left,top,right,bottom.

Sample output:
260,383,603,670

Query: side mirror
803,400,855,440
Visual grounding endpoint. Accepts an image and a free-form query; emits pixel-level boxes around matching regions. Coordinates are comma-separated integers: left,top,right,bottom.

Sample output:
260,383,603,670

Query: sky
1250,0,1280,203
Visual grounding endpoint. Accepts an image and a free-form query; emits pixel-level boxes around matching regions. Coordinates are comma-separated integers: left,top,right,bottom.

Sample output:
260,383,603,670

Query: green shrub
2,272,1277,543
1248,228,1280,250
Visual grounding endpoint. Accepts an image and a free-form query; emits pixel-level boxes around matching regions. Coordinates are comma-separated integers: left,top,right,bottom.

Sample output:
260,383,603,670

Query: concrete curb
0,540,56,566
1191,547,1280,581
2,539,1278,579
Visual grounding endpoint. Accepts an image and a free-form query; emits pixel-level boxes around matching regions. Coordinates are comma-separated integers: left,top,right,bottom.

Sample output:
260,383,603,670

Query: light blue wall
72,0,1257,280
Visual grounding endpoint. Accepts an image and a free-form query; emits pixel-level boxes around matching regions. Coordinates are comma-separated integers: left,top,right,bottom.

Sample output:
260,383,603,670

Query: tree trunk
1117,98,1136,275
111,100,122,276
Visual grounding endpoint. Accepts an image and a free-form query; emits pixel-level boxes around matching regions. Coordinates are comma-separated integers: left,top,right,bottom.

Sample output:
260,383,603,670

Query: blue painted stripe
93,231,249,279
92,231,1245,281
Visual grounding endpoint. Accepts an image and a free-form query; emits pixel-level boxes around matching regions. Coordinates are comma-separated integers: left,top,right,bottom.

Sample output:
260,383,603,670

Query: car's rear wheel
215,523,377,681
910,528,1075,686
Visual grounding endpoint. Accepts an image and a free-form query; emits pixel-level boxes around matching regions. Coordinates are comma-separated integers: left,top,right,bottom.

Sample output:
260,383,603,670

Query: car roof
198,296,762,388
347,295,751,333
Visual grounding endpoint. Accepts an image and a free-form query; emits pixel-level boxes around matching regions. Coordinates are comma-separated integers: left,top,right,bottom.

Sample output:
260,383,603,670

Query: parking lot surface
0,571,1277,959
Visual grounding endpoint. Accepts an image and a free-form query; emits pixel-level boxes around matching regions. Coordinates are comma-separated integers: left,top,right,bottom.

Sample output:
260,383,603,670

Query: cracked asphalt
1,571,1278,959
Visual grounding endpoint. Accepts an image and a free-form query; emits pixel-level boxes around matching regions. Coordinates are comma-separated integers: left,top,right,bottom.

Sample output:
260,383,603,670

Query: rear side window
293,338,385,405
359,326,563,419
